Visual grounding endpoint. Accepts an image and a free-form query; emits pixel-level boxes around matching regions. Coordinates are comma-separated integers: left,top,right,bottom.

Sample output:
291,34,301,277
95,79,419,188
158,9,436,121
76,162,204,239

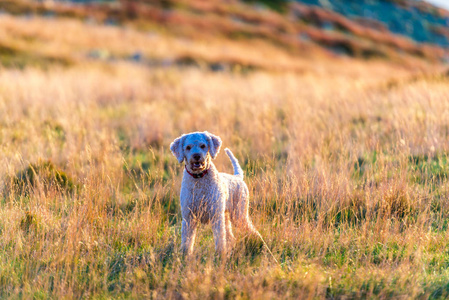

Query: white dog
170,131,261,255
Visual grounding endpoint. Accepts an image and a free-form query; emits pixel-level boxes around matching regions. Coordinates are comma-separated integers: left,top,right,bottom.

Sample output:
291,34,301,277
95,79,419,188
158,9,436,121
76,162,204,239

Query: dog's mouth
190,161,205,170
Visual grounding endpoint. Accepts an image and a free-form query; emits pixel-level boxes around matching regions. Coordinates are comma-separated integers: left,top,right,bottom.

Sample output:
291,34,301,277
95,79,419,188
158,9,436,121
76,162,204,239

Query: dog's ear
204,131,222,159
170,135,185,163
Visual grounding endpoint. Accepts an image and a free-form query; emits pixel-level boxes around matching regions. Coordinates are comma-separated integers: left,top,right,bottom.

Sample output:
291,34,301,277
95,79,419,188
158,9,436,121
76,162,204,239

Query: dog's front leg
211,209,226,256
225,212,235,249
181,216,197,256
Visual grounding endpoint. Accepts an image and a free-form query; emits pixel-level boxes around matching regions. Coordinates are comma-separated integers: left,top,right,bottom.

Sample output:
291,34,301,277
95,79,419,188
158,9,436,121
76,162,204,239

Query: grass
0,8,449,299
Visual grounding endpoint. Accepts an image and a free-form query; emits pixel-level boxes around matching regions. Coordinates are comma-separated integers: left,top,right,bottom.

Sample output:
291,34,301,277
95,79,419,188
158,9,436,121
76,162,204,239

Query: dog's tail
225,148,244,179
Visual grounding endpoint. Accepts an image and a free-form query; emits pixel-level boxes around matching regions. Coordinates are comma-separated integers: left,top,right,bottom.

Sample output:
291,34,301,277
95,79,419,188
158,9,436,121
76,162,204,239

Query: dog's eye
200,144,206,149
186,146,191,151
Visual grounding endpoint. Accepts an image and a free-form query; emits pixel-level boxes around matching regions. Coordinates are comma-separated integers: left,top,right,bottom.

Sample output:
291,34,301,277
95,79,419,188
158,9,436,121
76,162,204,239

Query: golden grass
1,12,449,299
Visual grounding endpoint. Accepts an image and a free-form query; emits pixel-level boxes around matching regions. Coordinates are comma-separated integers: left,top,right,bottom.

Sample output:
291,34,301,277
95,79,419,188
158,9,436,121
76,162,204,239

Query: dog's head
170,131,222,173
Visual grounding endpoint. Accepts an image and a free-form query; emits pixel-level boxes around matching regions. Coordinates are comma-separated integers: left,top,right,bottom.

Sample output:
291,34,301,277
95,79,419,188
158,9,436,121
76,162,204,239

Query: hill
0,0,447,68
298,0,449,47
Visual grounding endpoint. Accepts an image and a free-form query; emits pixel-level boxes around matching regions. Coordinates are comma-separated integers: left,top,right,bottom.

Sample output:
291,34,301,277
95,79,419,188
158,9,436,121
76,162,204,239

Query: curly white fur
170,131,260,255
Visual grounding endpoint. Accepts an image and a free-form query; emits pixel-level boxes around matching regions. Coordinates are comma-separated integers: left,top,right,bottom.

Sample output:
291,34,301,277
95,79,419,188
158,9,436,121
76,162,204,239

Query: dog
170,131,262,255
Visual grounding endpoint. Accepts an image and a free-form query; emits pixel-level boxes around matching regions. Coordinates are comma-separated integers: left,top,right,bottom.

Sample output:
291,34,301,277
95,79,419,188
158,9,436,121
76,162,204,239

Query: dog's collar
185,165,208,179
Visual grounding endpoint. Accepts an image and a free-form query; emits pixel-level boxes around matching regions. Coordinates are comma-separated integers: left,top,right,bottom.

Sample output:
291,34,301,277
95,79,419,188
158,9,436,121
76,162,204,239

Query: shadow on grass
8,160,77,196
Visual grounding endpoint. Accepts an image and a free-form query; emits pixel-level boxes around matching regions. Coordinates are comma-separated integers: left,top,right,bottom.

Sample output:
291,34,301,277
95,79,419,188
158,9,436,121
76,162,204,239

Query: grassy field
1,11,449,299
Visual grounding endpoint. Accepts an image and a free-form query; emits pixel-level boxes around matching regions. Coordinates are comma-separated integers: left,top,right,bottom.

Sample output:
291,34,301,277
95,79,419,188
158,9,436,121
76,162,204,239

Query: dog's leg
212,211,226,256
181,217,197,256
234,187,259,235
225,211,235,249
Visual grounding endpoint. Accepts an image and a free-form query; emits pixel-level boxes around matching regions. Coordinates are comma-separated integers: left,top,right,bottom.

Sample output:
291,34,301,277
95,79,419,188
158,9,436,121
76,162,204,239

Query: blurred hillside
299,0,449,47
0,0,448,69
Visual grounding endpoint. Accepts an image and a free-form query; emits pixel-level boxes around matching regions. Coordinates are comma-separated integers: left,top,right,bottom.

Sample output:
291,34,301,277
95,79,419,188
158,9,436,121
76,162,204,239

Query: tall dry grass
0,13,449,299
1,61,449,298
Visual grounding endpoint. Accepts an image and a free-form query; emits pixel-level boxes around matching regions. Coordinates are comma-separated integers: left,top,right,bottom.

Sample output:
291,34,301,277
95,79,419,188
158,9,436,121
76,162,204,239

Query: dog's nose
192,154,201,161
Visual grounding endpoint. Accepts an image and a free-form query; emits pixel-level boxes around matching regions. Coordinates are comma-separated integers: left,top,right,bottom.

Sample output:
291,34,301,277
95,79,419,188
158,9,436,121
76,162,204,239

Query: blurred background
1,0,448,69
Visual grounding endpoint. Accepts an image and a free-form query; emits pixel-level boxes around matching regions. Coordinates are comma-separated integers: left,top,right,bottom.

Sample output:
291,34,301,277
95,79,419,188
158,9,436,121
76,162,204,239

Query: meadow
1,11,449,299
